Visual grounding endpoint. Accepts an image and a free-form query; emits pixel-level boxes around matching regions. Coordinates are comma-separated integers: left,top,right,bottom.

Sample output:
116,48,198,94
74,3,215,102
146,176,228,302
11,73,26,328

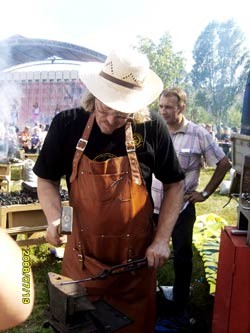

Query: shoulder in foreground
0,229,34,330
54,107,89,119
147,110,168,126
52,107,90,123
149,109,161,121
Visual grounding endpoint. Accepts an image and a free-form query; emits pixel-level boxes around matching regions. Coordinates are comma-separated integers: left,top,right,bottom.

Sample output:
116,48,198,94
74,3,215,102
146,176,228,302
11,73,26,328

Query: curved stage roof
3,59,84,73
0,35,106,71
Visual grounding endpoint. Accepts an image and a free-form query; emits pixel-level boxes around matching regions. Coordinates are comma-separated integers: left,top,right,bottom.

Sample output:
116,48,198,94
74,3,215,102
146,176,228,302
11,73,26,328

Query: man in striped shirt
152,87,231,330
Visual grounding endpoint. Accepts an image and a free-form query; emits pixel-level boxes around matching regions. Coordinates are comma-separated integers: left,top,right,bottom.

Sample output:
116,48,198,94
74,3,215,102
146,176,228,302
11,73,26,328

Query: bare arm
203,156,232,195
146,180,184,268
187,156,231,203
37,177,67,246
0,230,34,330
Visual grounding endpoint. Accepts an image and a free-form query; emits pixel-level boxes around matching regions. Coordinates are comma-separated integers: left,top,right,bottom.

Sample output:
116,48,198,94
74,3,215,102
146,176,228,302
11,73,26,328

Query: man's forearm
155,180,184,242
203,156,231,195
37,177,62,226
146,180,184,268
37,177,68,246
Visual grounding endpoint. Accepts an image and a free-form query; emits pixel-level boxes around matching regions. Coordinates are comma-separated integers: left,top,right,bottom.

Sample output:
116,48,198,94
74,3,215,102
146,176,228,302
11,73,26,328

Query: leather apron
62,113,156,332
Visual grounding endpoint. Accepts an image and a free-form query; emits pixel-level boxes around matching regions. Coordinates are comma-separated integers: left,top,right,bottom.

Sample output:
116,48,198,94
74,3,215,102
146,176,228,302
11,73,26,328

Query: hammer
58,206,73,235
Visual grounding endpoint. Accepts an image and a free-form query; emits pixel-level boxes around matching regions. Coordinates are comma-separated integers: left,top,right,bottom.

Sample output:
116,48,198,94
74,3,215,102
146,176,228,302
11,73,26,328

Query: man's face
94,99,131,135
158,95,182,126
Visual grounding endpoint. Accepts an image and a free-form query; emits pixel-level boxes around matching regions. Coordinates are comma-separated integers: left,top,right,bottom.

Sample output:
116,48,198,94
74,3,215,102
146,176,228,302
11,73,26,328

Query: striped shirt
152,117,225,213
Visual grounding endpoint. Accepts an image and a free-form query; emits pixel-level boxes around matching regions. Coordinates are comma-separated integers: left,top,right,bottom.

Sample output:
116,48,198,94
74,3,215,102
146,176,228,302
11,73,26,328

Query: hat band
99,71,142,90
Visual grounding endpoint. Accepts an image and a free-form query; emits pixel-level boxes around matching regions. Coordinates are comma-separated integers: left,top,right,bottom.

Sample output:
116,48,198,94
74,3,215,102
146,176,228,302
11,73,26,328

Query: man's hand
145,239,172,269
46,220,67,247
185,191,206,204
146,180,183,269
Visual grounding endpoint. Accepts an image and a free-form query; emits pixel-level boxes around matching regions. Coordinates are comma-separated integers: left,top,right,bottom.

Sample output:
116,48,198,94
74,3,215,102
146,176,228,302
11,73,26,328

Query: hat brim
79,62,163,113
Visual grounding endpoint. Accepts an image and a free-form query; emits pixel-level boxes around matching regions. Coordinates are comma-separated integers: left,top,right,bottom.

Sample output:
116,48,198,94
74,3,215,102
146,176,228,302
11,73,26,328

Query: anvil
44,272,132,332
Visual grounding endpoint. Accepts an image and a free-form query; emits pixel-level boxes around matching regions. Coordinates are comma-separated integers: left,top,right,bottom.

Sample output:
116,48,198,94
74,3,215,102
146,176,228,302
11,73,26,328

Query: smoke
0,53,8,71
0,81,23,125
0,37,23,125
0,36,11,71
0,81,23,160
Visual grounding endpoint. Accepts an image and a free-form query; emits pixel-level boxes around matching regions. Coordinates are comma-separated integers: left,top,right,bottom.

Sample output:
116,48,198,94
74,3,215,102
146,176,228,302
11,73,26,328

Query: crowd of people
202,123,239,141
18,123,49,154
3,48,233,332
201,124,239,160
0,121,49,162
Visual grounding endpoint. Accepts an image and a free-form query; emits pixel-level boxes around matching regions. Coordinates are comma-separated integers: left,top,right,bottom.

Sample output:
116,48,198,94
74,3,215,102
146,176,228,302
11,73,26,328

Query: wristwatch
201,191,209,199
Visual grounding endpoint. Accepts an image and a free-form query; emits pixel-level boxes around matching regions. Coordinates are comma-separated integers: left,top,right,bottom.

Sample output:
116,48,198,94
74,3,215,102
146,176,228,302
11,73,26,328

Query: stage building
0,35,106,129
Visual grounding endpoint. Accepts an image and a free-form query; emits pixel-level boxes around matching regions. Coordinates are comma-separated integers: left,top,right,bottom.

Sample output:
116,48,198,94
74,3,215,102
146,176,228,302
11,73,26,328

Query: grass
4,168,238,332
195,168,237,223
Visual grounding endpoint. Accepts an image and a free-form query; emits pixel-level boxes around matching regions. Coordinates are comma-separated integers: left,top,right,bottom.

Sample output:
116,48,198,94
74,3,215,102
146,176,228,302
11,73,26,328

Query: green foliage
135,33,186,87
133,23,250,128
134,33,187,110
135,33,186,110
185,106,214,125
227,105,242,129
191,19,250,126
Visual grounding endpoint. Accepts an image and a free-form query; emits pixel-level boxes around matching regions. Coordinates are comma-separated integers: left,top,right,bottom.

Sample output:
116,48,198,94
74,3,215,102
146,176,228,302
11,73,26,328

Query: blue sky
1,0,249,69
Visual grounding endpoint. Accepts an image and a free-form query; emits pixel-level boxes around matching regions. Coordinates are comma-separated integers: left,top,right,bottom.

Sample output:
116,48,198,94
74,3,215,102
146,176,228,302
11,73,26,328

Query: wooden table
0,162,24,192
0,201,69,246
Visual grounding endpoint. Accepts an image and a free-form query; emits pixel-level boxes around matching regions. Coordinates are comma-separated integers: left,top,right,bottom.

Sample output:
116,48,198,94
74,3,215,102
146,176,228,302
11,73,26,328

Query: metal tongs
60,257,148,286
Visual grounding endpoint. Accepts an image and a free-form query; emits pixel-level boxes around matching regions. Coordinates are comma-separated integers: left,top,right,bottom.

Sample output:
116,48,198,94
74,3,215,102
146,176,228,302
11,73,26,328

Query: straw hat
79,48,163,113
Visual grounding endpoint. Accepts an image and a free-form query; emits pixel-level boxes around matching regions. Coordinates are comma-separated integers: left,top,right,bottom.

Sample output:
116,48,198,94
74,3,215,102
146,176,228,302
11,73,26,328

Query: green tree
191,19,250,126
134,33,187,109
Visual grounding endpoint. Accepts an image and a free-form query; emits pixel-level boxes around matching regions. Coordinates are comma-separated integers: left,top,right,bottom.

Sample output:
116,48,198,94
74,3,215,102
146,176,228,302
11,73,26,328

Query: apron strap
125,121,143,185
70,113,95,183
70,114,143,185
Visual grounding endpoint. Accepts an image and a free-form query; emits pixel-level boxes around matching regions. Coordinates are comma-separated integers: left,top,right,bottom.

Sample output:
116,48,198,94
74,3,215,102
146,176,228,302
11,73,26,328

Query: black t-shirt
33,108,184,194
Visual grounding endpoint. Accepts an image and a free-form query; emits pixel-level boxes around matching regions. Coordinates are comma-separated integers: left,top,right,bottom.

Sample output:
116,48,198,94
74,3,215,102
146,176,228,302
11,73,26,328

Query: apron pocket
79,172,131,202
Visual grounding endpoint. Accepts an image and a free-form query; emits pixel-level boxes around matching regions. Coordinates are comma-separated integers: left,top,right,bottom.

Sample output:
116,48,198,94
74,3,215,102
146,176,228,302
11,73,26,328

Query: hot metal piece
60,257,148,286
